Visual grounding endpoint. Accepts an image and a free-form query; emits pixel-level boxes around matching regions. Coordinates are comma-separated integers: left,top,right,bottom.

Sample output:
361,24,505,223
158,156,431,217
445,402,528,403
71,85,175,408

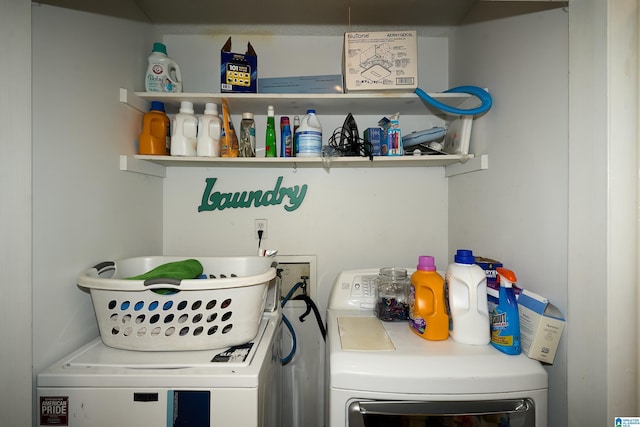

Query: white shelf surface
120,154,488,177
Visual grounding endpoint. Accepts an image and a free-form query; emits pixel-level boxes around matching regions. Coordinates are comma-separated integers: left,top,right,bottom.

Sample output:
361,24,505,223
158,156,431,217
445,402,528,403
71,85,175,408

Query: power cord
257,229,264,249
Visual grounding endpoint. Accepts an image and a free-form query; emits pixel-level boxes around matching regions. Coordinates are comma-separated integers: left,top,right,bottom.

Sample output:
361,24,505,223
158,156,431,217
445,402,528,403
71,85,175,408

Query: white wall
448,8,569,426
31,6,163,374
0,0,32,424
568,0,639,423
162,166,450,310
159,32,453,311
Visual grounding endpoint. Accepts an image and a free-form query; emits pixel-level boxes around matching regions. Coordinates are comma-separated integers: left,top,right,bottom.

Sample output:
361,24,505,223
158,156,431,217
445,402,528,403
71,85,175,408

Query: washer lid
37,311,280,389
327,311,548,395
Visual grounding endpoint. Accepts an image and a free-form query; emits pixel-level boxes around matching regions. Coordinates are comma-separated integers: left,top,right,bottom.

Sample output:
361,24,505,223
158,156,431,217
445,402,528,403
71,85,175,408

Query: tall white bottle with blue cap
445,249,490,345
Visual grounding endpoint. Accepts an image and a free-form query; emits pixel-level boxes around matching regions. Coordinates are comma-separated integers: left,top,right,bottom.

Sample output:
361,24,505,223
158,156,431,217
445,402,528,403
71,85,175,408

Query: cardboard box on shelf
221,37,257,93
343,31,418,92
517,290,566,364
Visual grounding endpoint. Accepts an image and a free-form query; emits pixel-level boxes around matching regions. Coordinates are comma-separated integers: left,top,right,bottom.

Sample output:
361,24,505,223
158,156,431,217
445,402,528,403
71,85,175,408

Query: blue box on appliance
221,37,257,93
475,256,503,287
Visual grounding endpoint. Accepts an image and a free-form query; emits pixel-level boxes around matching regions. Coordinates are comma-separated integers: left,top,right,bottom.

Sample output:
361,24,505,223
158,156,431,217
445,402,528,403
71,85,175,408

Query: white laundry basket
78,256,277,351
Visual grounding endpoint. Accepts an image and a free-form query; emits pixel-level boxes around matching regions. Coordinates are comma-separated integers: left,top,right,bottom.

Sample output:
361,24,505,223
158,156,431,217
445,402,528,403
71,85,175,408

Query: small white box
343,31,418,92
517,289,566,364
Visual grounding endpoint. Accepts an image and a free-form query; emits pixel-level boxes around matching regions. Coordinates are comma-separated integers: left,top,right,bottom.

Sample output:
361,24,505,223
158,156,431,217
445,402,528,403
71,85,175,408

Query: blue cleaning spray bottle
490,267,521,355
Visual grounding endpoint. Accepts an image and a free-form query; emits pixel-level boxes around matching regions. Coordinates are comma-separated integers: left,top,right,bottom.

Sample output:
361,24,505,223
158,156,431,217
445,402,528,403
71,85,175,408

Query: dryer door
348,398,536,427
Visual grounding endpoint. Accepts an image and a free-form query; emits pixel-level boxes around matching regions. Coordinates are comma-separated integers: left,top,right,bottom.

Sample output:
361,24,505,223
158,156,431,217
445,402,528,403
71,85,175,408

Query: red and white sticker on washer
40,396,68,426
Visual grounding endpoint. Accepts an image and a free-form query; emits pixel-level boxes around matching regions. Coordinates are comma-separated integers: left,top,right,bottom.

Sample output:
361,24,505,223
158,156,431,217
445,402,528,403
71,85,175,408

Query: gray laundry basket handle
90,261,182,288
92,261,115,274
143,277,182,287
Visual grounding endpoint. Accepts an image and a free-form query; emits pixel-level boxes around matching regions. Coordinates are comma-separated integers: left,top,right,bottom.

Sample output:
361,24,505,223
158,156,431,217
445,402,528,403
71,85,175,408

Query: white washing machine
326,269,548,427
37,310,280,427
37,274,282,427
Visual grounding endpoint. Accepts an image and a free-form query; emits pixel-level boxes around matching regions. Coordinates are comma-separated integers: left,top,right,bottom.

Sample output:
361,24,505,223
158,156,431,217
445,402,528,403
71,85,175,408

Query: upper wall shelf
118,89,489,177
121,90,473,117
120,89,488,177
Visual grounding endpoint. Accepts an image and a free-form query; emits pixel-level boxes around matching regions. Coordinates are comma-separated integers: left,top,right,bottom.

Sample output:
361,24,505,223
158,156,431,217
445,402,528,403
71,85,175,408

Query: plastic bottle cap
281,117,290,125
204,103,218,115
454,249,475,265
150,101,165,112
152,42,168,55
179,101,194,114
306,109,316,114
417,256,436,271
496,267,517,285
242,112,254,119
267,105,275,116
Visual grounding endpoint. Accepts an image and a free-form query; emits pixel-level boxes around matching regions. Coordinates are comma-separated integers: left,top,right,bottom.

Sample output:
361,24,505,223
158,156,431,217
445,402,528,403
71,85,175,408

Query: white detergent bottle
196,103,222,157
145,42,183,93
446,249,490,345
171,101,197,156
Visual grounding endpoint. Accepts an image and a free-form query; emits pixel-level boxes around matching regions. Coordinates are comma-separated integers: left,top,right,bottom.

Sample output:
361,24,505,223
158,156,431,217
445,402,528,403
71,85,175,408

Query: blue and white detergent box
378,115,403,156
517,290,566,364
476,256,504,311
475,257,503,287
364,127,383,156
221,37,257,93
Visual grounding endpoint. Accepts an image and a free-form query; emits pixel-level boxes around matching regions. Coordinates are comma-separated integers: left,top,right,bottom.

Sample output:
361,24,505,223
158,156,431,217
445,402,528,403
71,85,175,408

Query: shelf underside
37,0,567,29
135,154,470,167
125,91,478,117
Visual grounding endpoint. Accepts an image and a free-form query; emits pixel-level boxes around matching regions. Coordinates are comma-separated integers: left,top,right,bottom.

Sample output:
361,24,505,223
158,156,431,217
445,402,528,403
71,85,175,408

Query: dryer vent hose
415,86,493,116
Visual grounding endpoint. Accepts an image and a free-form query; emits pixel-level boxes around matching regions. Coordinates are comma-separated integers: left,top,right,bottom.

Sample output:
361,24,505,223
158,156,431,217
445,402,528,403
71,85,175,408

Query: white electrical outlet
255,218,267,239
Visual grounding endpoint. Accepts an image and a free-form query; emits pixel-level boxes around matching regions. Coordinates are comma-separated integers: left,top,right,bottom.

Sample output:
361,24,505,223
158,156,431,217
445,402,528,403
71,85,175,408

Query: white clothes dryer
326,269,548,427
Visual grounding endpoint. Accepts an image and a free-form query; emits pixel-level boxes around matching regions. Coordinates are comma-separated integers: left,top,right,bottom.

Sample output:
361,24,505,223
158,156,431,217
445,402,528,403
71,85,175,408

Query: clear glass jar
374,267,410,321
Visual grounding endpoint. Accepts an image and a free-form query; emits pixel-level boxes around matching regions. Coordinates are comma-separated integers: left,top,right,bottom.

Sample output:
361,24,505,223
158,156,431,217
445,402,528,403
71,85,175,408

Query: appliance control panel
328,269,379,311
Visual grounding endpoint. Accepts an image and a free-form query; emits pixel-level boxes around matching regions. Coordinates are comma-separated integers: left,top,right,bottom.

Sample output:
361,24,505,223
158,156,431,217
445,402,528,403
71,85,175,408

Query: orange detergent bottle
138,101,169,155
409,255,449,340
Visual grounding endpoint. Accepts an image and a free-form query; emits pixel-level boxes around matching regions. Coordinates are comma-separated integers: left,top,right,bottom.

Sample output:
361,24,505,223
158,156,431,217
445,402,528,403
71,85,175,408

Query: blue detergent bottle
490,267,521,355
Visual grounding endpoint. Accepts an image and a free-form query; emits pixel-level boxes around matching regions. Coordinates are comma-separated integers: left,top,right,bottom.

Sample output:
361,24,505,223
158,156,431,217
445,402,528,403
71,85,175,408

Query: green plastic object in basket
125,258,204,281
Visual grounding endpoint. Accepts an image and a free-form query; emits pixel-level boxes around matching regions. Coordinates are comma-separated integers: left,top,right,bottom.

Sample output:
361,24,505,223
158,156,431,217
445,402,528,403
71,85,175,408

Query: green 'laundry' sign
198,176,307,212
